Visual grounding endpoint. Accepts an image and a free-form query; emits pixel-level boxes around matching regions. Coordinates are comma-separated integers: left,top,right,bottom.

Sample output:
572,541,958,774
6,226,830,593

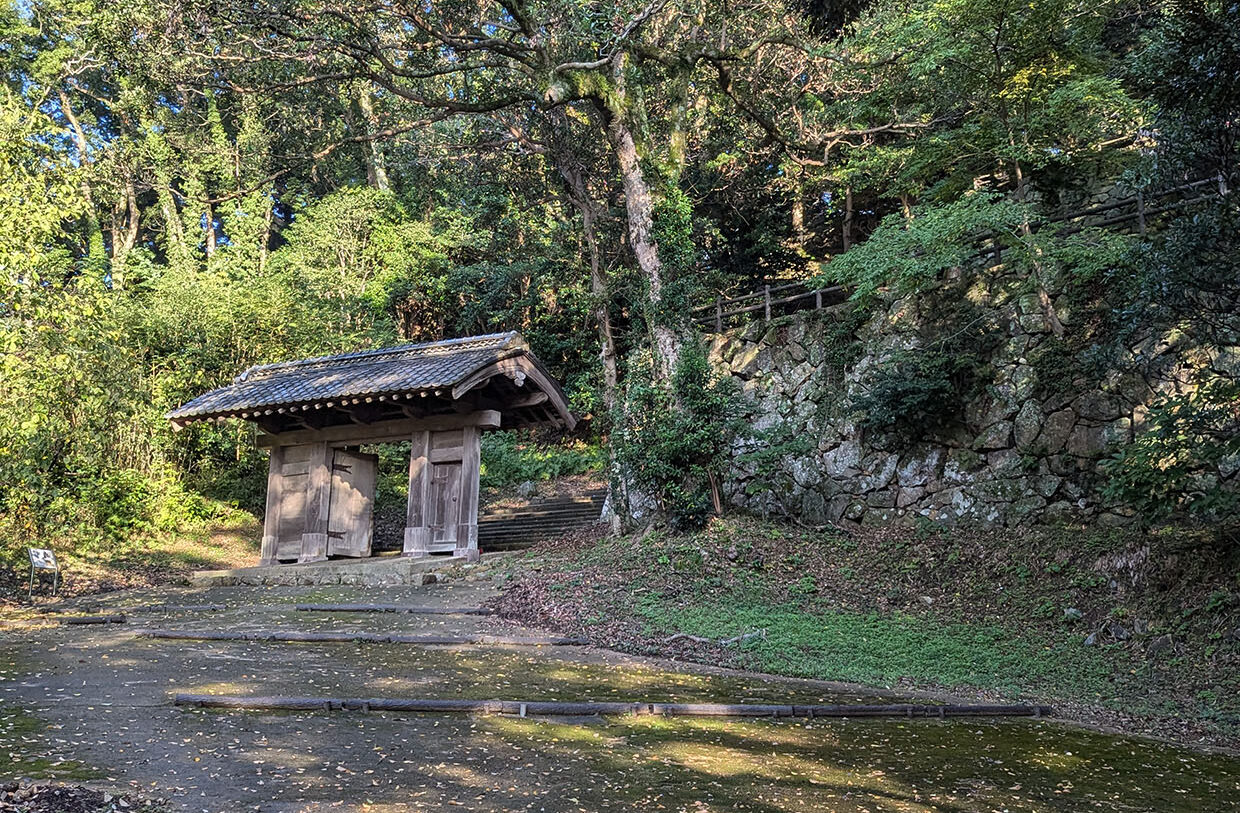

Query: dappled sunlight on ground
0,581,1237,811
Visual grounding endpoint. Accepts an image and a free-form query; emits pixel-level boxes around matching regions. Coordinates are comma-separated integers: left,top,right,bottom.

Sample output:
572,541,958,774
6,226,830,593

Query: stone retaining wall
709,286,1239,528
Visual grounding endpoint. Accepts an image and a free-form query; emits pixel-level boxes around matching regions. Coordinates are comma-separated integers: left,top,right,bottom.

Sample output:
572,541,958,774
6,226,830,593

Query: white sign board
28,548,58,571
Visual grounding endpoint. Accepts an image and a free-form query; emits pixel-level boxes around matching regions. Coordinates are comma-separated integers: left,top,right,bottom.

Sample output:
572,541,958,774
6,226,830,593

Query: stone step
190,552,472,587
480,502,603,518
479,496,606,522
479,515,600,528
474,487,607,551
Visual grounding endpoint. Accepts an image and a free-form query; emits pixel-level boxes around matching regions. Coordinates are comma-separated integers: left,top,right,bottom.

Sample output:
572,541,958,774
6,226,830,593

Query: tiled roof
169,332,527,422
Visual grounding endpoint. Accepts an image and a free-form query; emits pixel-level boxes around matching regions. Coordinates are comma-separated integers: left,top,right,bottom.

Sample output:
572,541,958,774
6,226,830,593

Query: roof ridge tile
235,331,520,383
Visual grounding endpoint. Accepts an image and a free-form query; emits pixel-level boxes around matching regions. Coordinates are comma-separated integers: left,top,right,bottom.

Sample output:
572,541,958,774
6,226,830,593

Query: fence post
764,285,771,321
1136,190,1146,236
715,297,723,333
815,289,822,310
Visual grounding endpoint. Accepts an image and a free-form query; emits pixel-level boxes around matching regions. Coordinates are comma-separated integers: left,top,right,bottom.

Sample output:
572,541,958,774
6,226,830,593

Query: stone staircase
477,488,607,551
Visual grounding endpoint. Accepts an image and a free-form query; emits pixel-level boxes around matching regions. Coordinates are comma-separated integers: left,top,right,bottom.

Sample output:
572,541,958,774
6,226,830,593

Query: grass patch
4,513,260,605
495,515,1240,746
635,597,1115,697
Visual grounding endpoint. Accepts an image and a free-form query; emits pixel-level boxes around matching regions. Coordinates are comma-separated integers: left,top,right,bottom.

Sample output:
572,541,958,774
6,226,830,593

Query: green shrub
853,301,996,448
82,470,155,541
1102,377,1240,524
612,342,748,529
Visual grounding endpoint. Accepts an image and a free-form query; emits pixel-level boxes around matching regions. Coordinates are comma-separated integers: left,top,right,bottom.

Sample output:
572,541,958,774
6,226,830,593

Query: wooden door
326,450,377,558
275,444,313,561
427,461,462,550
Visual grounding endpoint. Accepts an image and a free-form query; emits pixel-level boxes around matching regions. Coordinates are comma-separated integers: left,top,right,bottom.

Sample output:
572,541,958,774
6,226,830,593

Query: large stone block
858,454,899,492
1013,400,1043,450
1010,494,1048,517
730,343,762,376
800,490,829,524
897,449,942,487
866,489,898,508
788,456,822,488
897,486,926,508
823,440,863,478
1066,423,1108,458
786,361,816,391
1032,474,1063,498
1074,391,1123,423
1038,408,1076,454
943,449,985,484
973,420,1013,451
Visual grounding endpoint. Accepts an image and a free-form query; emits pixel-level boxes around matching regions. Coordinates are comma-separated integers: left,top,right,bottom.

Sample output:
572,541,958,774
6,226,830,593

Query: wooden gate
261,444,376,563
403,424,481,558
326,449,376,558
271,444,311,562
258,413,491,566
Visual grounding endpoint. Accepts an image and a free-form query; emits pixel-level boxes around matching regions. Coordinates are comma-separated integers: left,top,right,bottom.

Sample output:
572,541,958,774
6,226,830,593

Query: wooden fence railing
694,175,1229,333
691,282,849,332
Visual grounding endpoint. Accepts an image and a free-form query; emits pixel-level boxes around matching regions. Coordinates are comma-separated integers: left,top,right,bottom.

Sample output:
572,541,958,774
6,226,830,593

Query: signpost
28,548,59,602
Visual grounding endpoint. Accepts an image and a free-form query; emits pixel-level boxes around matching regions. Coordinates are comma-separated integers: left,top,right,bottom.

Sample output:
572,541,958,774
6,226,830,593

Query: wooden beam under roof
256,411,502,448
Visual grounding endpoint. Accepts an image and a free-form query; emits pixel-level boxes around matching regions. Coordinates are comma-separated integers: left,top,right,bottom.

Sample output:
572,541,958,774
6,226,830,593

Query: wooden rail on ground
41,603,224,615
173,693,1052,719
138,629,585,645
294,603,493,615
62,614,127,625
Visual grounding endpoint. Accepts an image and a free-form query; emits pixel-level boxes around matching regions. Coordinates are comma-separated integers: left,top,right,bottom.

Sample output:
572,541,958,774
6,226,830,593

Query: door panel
326,450,377,558
275,445,313,561
428,461,462,549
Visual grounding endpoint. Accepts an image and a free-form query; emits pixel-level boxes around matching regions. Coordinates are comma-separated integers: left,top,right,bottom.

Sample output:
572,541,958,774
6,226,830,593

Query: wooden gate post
299,441,331,563
454,425,481,561
259,446,285,566
403,430,432,557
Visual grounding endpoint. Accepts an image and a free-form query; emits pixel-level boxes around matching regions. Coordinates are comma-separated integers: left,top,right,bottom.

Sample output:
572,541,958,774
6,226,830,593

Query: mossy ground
494,517,1240,748
2,578,1238,810
0,706,99,781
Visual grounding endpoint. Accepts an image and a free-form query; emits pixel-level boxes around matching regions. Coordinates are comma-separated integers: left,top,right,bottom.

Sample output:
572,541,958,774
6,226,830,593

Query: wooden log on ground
172,693,1052,719
140,629,587,646
63,615,126,625
294,604,493,616
136,604,227,613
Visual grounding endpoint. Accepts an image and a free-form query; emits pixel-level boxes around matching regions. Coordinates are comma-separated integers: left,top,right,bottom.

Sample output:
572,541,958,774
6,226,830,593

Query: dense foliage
1,0,1237,557
612,346,748,528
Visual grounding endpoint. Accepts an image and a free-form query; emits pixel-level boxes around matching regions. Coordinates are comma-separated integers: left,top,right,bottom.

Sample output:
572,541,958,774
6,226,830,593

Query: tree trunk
791,184,806,250
608,113,680,379
157,176,190,271
259,193,274,274
204,201,216,257
842,185,855,251
109,175,141,289
58,90,107,275
547,114,619,411
581,202,619,411
358,88,391,192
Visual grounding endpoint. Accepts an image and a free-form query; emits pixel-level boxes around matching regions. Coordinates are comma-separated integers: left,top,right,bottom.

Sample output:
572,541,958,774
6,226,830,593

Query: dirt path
2,577,1238,812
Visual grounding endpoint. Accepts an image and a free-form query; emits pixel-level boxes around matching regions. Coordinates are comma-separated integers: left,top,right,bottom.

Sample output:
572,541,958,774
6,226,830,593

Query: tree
186,0,850,382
